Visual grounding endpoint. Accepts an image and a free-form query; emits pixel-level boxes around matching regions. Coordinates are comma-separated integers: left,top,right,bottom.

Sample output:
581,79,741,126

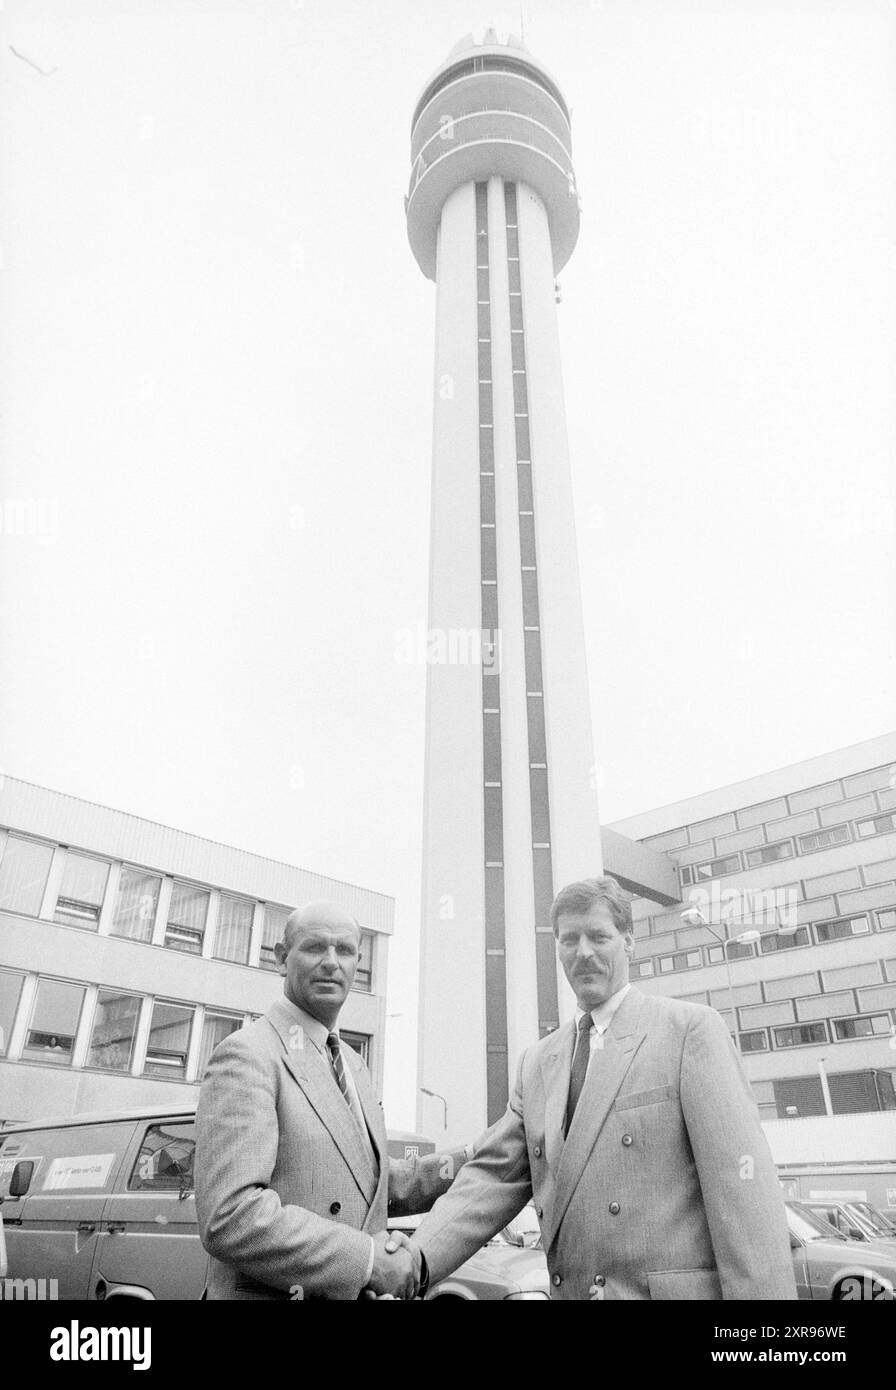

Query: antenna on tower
519,4,526,43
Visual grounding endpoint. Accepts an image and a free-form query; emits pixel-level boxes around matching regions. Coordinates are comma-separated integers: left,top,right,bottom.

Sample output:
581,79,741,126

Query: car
387,1205,549,1300
799,1199,896,1248
786,1200,896,1300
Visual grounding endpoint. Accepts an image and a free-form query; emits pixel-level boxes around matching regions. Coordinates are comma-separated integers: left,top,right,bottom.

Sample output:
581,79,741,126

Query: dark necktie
564,1013,593,1137
327,1031,352,1109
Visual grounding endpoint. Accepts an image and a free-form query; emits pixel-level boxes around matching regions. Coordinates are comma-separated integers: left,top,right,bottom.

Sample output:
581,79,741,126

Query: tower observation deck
406,30,580,280
408,33,602,1145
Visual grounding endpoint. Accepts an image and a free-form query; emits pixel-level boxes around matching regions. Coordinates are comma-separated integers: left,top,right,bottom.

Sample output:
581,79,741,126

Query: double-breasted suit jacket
195,996,464,1299
414,988,797,1300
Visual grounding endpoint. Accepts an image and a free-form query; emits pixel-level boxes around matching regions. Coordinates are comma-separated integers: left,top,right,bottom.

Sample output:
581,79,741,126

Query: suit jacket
414,988,797,1300
195,996,464,1300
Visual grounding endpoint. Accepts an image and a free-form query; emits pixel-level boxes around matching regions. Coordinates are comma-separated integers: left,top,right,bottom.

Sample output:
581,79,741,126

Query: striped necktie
327,1031,353,1109
564,1013,593,1137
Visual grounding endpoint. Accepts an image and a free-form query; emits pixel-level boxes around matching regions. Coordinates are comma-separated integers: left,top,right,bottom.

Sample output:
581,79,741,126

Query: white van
0,1104,205,1301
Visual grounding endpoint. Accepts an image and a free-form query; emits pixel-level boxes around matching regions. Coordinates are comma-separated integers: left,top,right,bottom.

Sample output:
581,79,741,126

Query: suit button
329,1201,341,1215
536,1206,543,1219
609,1202,620,1215
552,1273,562,1287
622,1134,633,1146
533,1145,542,1157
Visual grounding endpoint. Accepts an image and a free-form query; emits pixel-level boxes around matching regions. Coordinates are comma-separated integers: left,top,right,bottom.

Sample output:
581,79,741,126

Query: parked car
388,1205,548,1299
786,1201,896,1300
799,1199,896,1248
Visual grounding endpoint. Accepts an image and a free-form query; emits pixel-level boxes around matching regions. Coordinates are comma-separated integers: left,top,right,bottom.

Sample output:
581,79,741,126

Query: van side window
128,1123,195,1191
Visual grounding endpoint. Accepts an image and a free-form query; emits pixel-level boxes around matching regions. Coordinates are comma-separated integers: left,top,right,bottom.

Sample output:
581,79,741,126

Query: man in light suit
410,875,797,1300
196,900,467,1300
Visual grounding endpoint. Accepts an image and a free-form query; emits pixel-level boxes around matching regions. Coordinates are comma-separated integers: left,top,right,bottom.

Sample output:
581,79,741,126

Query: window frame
813,914,871,945
797,824,851,854
143,999,196,1080
20,976,87,1066
831,1013,892,1041
772,1021,829,1049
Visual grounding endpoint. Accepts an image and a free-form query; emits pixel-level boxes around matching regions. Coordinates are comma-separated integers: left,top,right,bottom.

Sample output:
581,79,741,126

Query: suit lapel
541,1020,575,1174
544,990,647,1253
267,1000,379,1205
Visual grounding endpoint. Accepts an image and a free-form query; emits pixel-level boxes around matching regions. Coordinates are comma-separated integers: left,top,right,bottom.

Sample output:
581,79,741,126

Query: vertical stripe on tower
476,182,510,1119
505,182,559,1037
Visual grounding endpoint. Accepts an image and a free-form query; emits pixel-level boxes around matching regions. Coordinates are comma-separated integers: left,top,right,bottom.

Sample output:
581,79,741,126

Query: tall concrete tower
407,31,603,1144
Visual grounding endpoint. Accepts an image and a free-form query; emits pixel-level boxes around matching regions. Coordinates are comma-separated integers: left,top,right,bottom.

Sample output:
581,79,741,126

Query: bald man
196,901,467,1300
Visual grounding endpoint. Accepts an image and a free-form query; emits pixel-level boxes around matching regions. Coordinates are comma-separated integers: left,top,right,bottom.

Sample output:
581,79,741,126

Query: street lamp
419,1086,447,1131
680,907,761,1050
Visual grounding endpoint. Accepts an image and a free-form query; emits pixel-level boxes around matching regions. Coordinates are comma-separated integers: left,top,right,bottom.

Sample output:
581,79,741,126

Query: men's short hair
549,875,633,937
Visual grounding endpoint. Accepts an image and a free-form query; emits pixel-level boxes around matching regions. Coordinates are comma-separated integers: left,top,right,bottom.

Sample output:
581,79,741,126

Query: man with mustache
196,900,466,1299
409,875,796,1300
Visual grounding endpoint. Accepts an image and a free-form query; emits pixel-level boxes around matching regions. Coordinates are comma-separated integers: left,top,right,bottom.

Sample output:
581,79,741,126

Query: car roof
1,1102,199,1134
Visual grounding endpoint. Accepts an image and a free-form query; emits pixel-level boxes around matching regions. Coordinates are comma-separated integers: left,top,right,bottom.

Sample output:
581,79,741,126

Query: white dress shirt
573,982,632,1064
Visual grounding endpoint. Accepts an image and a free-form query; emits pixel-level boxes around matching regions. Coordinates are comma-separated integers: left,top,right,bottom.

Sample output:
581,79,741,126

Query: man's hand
365,1230,421,1300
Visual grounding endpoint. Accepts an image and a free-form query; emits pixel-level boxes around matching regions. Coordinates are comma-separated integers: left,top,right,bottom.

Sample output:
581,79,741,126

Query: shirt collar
575,982,632,1033
276,995,334,1051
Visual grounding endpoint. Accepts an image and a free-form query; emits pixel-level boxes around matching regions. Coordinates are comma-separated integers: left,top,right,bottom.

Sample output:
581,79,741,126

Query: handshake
363,1230,425,1300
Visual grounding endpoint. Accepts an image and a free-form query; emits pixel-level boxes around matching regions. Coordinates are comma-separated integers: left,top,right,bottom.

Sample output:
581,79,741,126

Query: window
111,867,161,942
658,950,702,973
144,1001,194,1079
692,854,741,881
53,852,110,930
680,866,694,886
0,835,54,915
198,1012,242,1074
354,930,375,993
726,940,756,961
214,895,253,965
773,1022,828,1048
798,825,850,853
706,945,724,964
166,882,209,955
260,905,289,971
878,909,896,932
739,1030,768,1052
814,915,870,944
0,969,25,1055
340,1030,370,1064
760,926,811,953
856,813,896,839
744,841,794,868
87,989,142,1071
833,1014,892,1041
630,960,654,979
128,1123,195,1192
21,978,86,1065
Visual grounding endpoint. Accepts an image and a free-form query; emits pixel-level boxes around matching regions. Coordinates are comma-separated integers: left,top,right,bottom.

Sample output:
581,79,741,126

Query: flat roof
608,732,896,841
0,776,394,932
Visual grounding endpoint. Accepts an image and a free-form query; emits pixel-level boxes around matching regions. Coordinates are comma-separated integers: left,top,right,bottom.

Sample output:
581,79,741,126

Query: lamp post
679,907,761,1050
419,1086,447,1131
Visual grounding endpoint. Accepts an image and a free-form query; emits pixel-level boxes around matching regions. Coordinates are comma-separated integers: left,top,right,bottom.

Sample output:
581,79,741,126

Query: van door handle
106,1223,126,1234
77,1222,96,1234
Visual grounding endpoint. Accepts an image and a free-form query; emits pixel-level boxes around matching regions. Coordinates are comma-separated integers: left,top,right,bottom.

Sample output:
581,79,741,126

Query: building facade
0,777,392,1122
609,733,896,1123
408,31,602,1143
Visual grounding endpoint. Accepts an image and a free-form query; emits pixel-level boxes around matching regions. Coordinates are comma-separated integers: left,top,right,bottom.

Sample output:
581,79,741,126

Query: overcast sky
1,0,893,1127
